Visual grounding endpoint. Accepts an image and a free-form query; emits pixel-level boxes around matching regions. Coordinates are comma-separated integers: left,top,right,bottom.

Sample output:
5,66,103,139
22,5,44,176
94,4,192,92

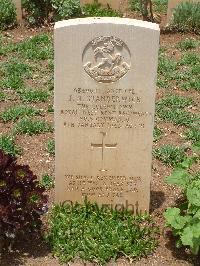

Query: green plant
2,60,32,78
19,89,49,103
157,95,193,109
47,139,55,156
156,96,198,127
153,0,167,13
48,75,54,91
129,0,154,21
0,37,16,56
14,118,53,135
130,0,167,14
158,108,198,126
170,2,200,33
130,0,141,12
0,134,21,156
0,149,48,251
48,59,54,71
83,1,121,17
182,78,200,91
22,0,83,24
1,75,24,91
22,0,52,25
173,61,200,91
157,47,200,91
15,34,53,60
0,0,16,30
52,0,82,20
179,52,200,66
185,127,200,145
47,105,54,113
158,55,177,76
0,105,41,122
40,174,54,189
190,64,200,75
177,38,199,51
47,199,158,264
0,92,6,102
157,55,177,88
153,126,163,142
153,145,187,167
156,78,168,88
164,157,200,255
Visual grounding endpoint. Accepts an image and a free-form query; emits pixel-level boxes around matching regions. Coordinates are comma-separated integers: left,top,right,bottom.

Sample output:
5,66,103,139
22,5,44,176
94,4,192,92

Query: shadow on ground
0,234,50,266
164,231,200,266
150,190,165,213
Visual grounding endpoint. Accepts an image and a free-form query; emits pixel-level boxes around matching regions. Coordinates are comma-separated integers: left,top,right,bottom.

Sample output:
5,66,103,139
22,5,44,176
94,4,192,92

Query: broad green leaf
181,224,200,255
164,208,180,223
164,208,188,229
188,205,199,215
194,210,200,219
178,157,197,169
192,222,200,238
181,226,194,247
192,142,200,154
165,168,190,189
187,181,200,206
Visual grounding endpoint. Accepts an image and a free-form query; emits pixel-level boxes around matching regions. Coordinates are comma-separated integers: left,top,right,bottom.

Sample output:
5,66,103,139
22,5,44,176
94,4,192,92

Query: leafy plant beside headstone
0,149,48,252
164,156,200,255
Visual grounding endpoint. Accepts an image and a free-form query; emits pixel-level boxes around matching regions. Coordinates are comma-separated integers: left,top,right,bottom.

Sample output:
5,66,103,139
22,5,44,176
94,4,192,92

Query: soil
0,11,200,266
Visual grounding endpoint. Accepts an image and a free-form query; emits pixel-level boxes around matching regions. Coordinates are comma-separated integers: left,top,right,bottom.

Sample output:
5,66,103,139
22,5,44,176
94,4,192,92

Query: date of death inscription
58,87,152,129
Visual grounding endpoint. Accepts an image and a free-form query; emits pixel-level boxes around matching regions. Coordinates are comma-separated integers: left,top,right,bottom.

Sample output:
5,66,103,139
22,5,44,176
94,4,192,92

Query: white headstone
54,18,160,214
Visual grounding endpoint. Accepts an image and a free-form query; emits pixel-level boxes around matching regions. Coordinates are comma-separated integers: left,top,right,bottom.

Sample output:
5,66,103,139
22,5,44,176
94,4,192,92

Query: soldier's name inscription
59,87,152,129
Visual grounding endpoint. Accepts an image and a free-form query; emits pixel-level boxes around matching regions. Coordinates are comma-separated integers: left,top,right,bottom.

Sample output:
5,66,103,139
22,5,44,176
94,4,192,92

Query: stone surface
80,0,128,12
54,18,160,214
167,0,199,24
12,0,22,22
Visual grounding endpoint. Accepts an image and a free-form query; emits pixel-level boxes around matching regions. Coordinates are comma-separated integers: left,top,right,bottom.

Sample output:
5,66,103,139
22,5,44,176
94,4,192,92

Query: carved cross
91,132,117,172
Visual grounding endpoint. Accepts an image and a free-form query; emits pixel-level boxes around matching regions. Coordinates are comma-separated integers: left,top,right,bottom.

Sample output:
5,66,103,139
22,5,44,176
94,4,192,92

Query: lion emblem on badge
83,36,131,83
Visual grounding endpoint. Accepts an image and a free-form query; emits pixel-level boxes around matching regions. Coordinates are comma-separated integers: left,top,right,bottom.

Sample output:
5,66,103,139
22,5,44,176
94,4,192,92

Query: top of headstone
55,17,160,31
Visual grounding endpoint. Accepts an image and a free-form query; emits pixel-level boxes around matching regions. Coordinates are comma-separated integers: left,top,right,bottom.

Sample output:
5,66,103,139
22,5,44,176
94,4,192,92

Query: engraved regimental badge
83,36,131,83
